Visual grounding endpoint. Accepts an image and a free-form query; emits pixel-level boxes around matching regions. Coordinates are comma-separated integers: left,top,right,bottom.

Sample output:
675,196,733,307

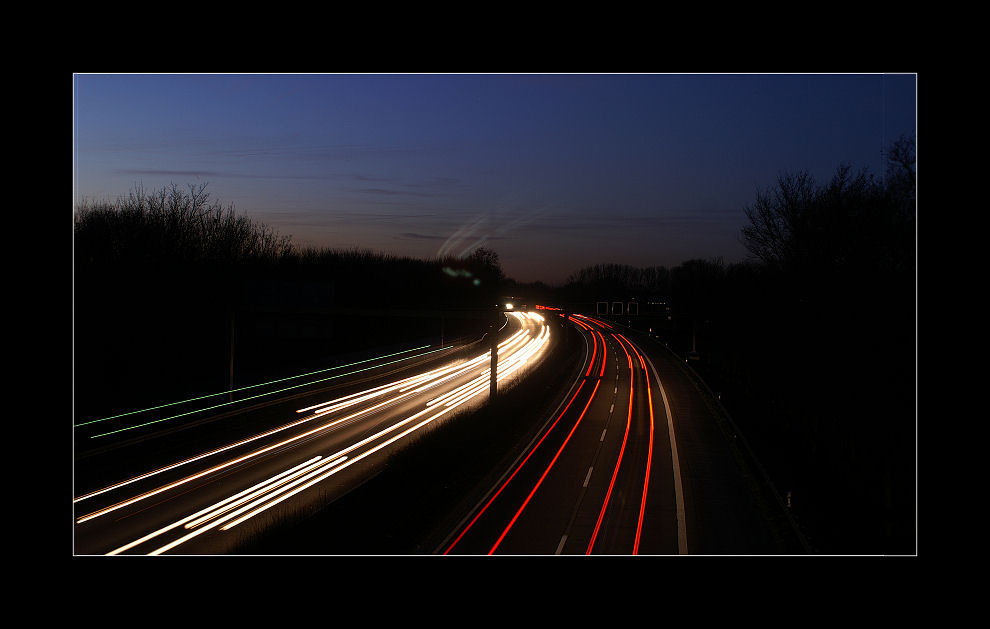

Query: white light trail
84,312,552,554
76,362,471,512
182,456,347,531
141,373,505,555
104,456,330,555
145,454,353,555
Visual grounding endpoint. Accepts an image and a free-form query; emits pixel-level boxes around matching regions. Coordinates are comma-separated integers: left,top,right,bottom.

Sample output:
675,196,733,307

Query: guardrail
596,317,813,554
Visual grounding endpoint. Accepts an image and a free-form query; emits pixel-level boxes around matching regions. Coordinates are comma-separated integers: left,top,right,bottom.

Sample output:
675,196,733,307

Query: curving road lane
439,313,686,555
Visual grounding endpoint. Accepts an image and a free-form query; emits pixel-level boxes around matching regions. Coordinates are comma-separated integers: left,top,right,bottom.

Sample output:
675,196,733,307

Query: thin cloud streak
354,187,444,198
116,168,327,181
397,232,446,240
434,206,552,260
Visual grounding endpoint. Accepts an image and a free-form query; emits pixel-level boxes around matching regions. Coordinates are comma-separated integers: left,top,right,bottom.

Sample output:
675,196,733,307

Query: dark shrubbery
74,183,294,267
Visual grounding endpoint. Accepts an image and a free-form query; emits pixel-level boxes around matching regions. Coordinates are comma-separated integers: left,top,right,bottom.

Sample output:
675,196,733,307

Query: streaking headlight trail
75,311,551,555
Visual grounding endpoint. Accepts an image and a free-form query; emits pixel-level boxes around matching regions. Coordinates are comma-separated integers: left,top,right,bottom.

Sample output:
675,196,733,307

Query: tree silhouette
733,135,916,553
741,135,915,284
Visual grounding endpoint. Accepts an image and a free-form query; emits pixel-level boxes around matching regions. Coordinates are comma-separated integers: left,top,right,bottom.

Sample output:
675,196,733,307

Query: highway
438,313,686,555
73,310,551,555
75,307,806,555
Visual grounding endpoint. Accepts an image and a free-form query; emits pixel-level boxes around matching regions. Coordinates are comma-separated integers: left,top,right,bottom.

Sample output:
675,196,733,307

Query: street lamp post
489,301,514,402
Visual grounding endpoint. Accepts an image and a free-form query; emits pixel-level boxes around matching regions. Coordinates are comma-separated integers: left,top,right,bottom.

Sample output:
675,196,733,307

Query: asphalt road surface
435,313,807,555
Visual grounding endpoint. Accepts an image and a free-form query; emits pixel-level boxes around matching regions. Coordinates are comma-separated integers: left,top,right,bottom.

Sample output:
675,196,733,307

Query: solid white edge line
636,340,688,555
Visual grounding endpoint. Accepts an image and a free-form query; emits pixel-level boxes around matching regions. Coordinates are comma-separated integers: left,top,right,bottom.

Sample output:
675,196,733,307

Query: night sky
72,73,916,284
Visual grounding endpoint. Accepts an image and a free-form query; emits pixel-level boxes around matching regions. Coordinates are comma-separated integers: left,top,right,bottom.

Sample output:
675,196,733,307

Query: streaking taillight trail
443,313,666,555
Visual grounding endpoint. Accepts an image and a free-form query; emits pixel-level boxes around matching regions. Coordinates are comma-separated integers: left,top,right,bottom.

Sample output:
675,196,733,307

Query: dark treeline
73,183,505,421
564,262,673,293
547,136,916,554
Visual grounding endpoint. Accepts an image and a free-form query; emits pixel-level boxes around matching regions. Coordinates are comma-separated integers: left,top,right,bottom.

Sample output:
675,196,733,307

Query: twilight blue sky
72,73,916,284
